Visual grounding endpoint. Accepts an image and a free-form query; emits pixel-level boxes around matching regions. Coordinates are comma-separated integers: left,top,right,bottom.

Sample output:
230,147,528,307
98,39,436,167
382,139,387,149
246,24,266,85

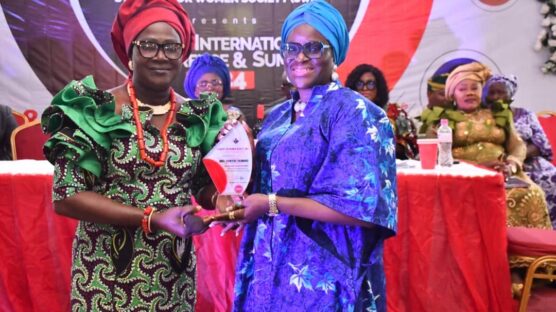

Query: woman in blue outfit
229,1,398,311
184,53,243,121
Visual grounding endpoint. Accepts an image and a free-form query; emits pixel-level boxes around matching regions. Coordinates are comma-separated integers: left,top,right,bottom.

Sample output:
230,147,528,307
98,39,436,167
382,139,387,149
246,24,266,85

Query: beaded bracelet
267,193,279,217
141,206,156,234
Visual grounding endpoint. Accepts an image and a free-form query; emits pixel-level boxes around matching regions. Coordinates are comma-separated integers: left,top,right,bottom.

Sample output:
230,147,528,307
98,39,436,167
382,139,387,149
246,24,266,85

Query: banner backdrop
1,0,555,125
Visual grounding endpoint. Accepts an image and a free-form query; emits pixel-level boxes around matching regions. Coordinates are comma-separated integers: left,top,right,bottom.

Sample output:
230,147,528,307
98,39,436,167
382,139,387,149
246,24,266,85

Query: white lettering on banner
232,72,247,90
195,36,280,51
185,53,230,67
252,51,283,67
185,52,282,69
190,17,257,25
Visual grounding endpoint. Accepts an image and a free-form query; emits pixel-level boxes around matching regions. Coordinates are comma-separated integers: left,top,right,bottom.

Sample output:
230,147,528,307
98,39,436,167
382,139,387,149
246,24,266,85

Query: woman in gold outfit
424,62,552,229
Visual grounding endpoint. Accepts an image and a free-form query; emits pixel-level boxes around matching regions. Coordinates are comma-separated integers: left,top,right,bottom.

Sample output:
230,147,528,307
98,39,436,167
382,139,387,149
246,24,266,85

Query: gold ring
228,210,236,220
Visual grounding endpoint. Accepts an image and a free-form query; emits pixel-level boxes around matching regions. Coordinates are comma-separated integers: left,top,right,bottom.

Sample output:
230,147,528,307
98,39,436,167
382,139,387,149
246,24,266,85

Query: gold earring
128,60,133,71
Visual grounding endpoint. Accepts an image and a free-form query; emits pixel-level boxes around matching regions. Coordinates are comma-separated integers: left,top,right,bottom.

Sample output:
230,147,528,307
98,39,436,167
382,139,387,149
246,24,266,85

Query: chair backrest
10,120,49,160
11,110,28,126
537,111,556,166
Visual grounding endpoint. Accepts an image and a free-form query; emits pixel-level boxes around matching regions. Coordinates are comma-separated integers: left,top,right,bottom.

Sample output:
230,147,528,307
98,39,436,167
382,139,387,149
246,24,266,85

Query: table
0,160,75,312
0,160,514,312
385,160,513,312
0,160,240,312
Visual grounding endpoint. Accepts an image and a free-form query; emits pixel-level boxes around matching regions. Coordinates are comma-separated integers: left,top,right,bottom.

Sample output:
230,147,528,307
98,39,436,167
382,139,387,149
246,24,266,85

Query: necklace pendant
137,101,171,115
294,100,307,117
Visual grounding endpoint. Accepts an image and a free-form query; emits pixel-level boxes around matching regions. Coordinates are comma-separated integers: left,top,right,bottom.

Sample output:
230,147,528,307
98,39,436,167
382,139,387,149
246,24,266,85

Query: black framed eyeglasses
132,40,184,60
356,80,377,90
196,79,223,89
280,41,331,60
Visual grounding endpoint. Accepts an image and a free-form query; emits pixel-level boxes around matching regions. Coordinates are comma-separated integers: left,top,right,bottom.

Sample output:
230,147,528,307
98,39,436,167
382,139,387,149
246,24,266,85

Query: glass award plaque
202,124,253,197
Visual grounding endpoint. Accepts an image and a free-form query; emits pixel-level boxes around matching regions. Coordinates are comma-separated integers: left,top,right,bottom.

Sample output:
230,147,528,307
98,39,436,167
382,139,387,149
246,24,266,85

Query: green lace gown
41,76,226,311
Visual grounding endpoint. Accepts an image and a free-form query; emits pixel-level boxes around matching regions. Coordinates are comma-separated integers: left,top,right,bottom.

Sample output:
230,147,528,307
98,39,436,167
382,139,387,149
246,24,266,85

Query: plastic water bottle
437,118,453,167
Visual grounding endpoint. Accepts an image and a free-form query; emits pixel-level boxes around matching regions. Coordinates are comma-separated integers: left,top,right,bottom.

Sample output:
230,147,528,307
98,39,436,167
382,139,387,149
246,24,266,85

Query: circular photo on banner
471,0,519,12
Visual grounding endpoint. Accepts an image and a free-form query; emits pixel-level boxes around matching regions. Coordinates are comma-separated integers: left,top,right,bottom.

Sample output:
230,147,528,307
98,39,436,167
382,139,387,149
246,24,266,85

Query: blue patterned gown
513,106,556,227
233,82,397,312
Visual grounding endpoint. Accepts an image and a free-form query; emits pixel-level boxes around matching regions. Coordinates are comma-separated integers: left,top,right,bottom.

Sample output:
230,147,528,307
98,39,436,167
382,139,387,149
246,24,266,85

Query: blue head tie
184,53,231,99
281,0,349,65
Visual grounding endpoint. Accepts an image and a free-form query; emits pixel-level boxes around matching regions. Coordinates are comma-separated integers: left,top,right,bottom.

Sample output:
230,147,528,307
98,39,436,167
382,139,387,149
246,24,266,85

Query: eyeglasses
356,80,377,90
280,41,331,60
196,79,223,89
132,40,184,60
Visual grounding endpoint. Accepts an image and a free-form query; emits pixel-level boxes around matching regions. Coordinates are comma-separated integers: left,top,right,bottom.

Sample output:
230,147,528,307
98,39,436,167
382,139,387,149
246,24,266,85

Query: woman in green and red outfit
41,1,226,310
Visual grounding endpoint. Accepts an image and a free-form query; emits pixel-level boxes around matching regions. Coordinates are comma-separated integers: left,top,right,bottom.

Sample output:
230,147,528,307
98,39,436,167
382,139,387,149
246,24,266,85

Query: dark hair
345,64,389,108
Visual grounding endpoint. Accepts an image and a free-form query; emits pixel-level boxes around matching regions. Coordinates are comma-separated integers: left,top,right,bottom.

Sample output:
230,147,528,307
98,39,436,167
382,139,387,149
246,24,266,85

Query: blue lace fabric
233,82,398,312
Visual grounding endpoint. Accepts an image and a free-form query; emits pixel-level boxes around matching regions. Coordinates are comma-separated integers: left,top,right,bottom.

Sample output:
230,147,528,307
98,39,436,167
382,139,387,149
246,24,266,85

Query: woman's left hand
504,159,519,177
240,193,270,223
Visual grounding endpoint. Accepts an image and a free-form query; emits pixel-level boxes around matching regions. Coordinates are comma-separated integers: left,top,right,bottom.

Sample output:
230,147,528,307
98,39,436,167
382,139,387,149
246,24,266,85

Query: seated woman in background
422,62,552,229
418,58,476,133
184,52,243,121
483,74,556,228
346,64,418,159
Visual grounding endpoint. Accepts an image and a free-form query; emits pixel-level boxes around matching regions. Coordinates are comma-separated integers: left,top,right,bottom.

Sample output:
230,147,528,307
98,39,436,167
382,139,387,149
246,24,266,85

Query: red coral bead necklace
127,80,176,167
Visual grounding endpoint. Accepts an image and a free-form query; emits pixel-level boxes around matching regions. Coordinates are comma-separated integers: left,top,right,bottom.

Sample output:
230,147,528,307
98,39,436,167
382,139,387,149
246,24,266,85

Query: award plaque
182,125,252,237
202,124,253,197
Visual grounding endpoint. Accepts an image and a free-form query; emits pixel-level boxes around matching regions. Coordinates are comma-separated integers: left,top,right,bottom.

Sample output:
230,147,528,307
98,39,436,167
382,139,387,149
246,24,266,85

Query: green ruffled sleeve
41,76,134,177
489,100,514,132
419,106,445,133
419,106,468,133
176,92,227,155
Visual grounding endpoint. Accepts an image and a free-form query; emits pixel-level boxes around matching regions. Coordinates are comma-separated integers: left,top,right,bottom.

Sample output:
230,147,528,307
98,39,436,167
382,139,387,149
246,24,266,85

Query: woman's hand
480,160,507,173
505,158,519,176
214,193,269,236
150,205,197,237
217,119,239,141
216,119,254,145
240,194,270,223
480,160,517,178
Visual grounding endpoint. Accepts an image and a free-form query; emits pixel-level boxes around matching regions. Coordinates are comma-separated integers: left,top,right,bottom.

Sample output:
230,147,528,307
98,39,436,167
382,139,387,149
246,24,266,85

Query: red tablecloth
0,161,514,312
0,172,75,312
385,171,513,312
0,168,240,312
